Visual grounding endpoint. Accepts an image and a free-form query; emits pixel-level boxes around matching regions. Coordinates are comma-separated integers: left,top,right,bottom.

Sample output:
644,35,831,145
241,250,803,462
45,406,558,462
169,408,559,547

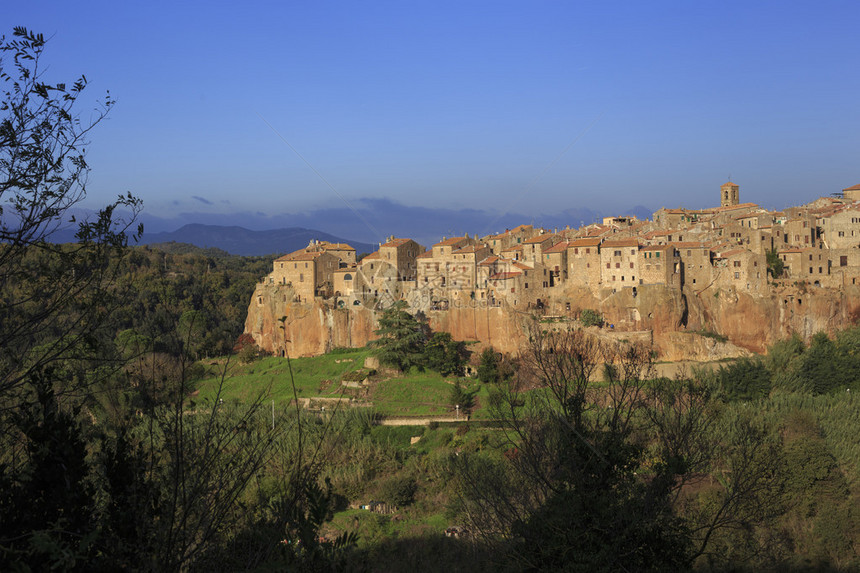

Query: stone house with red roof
600,238,640,290
271,250,340,302
567,238,602,287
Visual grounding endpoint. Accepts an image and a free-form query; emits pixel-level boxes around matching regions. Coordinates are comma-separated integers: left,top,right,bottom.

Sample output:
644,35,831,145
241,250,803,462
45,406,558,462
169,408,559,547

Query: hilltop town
247,182,860,357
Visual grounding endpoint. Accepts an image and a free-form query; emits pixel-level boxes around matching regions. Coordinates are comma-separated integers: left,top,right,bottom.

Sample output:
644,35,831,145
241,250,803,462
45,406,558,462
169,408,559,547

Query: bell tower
720,181,739,207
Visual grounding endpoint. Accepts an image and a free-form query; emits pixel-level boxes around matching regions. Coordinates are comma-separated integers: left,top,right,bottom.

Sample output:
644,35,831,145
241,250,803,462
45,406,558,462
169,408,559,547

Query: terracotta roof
380,238,412,248
669,241,708,249
360,251,380,261
602,238,639,248
501,244,523,252
416,250,433,259
277,251,328,262
778,247,808,254
513,261,533,271
453,245,487,255
722,181,738,187
641,244,673,251
543,241,569,254
479,255,500,266
713,202,758,213
568,238,602,248
585,226,610,237
320,242,355,251
523,233,556,244
433,236,470,247
489,271,522,280
718,248,747,258
843,183,860,192
643,230,672,238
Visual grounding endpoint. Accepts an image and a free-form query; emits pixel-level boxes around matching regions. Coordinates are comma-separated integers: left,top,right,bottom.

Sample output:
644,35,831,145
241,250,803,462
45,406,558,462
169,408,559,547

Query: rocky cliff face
243,282,860,359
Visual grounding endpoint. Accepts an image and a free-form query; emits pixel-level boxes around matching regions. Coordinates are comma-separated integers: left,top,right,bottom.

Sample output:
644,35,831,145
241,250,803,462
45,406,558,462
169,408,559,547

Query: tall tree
372,300,429,371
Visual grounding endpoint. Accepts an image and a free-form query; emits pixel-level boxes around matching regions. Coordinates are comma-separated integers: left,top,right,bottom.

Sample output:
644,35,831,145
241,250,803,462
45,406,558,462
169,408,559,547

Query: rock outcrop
243,281,860,359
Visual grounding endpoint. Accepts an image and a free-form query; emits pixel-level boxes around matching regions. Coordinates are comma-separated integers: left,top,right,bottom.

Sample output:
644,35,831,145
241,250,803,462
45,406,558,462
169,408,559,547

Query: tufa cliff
243,281,860,360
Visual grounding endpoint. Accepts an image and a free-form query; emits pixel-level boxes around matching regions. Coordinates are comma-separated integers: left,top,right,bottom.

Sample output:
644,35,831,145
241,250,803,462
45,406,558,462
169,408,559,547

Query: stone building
270,251,339,302
378,237,424,281
483,224,534,254
720,181,740,207
600,238,640,290
673,241,713,289
842,183,860,201
821,207,860,249
567,238,602,287
639,244,681,287
542,241,569,287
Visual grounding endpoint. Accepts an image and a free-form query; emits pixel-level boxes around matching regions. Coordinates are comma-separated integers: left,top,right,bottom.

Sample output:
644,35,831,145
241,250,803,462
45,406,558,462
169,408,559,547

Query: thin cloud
191,196,213,205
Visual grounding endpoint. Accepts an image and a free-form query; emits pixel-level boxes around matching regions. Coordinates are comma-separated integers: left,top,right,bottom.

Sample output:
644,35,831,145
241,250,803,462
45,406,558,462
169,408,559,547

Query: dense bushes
715,327,860,402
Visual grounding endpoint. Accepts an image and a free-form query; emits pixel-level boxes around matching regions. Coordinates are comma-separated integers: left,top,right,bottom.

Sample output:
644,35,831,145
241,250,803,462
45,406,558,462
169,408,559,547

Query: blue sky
6,1,860,240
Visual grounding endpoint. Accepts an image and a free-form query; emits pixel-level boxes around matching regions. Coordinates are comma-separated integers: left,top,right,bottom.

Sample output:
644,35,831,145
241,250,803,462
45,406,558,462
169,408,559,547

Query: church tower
720,181,739,207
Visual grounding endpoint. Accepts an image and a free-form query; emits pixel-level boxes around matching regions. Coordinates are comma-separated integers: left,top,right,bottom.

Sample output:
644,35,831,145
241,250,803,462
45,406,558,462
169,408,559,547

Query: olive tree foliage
0,27,142,399
451,325,788,571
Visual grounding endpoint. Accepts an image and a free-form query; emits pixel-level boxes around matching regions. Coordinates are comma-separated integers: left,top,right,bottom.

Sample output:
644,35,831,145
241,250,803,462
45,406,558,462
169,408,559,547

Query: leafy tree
766,248,784,279
372,300,429,371
0,27,141,400
424,331,468,376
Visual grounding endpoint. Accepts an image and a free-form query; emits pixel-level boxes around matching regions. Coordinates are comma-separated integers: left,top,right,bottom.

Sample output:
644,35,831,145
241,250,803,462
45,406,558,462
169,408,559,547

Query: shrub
379,475,417,507
717,357,771,401
580,309,604,328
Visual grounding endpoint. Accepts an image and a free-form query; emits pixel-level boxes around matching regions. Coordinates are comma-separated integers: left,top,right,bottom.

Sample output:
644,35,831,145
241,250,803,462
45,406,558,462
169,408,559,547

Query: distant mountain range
137,224,378,257
32,199,656,256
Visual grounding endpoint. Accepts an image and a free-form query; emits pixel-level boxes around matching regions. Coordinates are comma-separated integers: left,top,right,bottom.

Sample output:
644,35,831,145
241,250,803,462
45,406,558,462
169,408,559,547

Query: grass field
193,349,490,418
194,348,373,405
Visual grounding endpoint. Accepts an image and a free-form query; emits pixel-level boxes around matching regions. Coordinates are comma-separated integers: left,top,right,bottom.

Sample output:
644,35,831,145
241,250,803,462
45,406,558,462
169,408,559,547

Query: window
614,250,621,256
629,262,634,269
344,273,353,280
299,273,304,282
616,262,620,268
734,272,740,279
586,248,591,254
606,263,610,269
841,256,848,267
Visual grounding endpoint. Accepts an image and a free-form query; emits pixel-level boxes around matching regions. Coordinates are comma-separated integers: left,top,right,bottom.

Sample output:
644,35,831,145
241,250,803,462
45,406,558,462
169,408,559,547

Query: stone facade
257,180,860,330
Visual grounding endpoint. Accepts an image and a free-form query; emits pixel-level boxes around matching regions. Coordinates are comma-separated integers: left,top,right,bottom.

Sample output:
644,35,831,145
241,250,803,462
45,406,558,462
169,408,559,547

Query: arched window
344,273,353,280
